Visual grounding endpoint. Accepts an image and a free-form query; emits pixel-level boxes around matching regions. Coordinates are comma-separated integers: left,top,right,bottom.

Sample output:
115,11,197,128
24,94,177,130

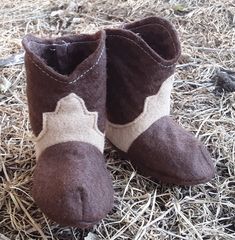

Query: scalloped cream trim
34,93,104,159
106,75,174,152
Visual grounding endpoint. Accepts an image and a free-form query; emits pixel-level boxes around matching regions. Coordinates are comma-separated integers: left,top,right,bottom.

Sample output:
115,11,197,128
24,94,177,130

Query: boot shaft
22,31,107,136
106,17,181,124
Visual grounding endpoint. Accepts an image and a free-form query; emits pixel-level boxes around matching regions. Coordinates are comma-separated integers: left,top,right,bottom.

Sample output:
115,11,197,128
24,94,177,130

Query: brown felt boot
22,31,113,228
106,17,215,186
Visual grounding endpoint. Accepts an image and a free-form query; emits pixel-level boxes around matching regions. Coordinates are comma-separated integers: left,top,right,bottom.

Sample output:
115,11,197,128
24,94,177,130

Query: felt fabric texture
22,31,106,135
33,141,114,228
106,17,180,124
106,75,174,152
35,93,104,159
106,17,215,185
22,31,114,228
128,116,214,185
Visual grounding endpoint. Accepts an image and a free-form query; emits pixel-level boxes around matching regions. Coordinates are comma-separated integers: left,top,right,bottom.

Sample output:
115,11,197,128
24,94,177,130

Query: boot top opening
129,24,177,60
22,32,103,76
124,17,181,62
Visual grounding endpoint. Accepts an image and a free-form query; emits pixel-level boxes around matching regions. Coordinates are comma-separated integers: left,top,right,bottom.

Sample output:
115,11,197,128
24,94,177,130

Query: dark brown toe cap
33,141,114,228
128,116,215,185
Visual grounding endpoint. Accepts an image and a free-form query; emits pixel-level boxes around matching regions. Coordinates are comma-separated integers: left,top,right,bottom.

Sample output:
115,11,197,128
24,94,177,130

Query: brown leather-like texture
22,31,114,228
128,116,215,185
106,17,181,124
33,141,114,228
22,31,106,135
106,17,214,185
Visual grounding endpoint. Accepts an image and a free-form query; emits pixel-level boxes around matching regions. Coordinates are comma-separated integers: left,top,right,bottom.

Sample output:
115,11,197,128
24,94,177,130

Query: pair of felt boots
22,17,215,228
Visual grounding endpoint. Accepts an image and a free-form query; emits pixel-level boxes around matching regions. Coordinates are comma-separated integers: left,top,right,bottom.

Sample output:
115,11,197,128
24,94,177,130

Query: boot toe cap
33,141,114,228
128,116,215,185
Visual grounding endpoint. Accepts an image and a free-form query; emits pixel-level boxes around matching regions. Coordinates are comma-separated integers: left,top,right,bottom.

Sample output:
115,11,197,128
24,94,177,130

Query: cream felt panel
106,75,174,152
35,93,104,159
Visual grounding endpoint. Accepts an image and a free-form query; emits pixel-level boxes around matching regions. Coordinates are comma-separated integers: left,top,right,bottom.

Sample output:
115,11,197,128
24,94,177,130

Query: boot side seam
26,46,105,85
108,34,176,69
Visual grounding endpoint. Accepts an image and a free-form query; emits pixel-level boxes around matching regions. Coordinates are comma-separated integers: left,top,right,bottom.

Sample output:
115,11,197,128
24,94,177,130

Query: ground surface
0,0,235,239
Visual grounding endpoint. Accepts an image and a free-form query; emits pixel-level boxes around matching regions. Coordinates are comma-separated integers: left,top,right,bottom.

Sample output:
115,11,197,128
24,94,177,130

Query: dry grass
0,0,235,239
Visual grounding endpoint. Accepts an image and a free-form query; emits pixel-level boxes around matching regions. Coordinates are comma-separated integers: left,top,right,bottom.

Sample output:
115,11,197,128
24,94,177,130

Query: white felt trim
35,93,104,159
106,75,174,152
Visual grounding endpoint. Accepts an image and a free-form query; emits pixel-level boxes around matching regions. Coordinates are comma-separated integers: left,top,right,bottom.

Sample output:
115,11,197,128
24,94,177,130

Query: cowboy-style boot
106,17,215,185
22,31,113,228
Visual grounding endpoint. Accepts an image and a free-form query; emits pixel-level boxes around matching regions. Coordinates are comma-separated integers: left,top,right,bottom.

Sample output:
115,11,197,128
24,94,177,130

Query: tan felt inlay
106,75,174,152
35,93,104,159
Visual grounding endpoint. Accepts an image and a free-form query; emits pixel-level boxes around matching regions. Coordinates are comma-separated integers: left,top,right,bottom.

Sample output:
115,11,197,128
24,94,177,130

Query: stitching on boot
35,93,104,158
106,75,174,152
108,32,176,69
26,46,105,85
